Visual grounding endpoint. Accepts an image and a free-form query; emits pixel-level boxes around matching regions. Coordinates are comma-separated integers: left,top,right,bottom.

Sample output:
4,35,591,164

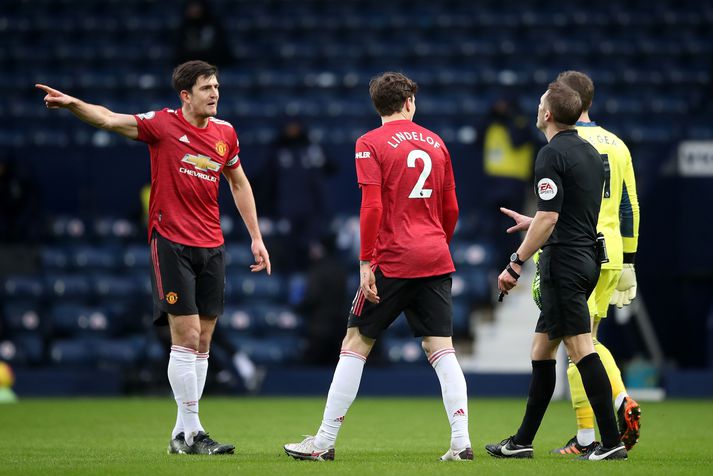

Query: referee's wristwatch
509,252,525,266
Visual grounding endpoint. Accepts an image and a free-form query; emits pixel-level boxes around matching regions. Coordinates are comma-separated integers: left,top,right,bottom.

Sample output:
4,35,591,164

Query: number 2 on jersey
407,150,433,198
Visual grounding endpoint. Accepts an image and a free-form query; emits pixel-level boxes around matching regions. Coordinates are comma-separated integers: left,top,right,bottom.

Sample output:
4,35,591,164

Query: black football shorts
535,245,600,339
347,267,453,339
150,231,225,326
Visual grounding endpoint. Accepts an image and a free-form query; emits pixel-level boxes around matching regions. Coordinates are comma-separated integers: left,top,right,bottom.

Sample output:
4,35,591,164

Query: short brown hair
368,72,418,116
545,81,582,126
172,60,218,95
557,70,594,111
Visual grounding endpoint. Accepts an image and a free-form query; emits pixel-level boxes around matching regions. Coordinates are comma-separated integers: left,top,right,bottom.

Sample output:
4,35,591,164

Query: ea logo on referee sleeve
166,292,179,304
537,178,558,200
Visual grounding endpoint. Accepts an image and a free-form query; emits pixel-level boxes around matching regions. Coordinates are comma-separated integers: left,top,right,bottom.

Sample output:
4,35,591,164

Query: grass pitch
1,397,711,475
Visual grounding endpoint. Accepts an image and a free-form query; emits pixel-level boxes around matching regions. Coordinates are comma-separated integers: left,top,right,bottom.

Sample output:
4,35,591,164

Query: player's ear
180,89,191,104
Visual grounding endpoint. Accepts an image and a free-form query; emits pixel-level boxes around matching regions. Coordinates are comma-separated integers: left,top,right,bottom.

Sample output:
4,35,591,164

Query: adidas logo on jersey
179,135,190,144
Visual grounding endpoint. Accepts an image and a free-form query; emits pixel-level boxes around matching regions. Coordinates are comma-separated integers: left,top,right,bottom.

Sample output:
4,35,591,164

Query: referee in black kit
485,81,628,461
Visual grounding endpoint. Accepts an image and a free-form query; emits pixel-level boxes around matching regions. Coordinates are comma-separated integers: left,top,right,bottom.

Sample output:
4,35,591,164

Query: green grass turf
1,397,712,475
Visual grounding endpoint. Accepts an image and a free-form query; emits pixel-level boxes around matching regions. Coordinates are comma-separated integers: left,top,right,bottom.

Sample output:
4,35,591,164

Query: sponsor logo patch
166,292,178,304
181,154,221,172
537,178,558,200
355,151,371,159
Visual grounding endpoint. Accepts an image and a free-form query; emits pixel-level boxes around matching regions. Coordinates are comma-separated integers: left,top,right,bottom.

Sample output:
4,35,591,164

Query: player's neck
181,106,210,129
578,111,592,123
381,111,412,124
544,124,573,142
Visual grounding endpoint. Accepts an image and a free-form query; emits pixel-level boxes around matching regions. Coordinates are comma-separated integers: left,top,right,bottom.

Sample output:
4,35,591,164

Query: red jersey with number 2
134,108,241,248
355,119,456,278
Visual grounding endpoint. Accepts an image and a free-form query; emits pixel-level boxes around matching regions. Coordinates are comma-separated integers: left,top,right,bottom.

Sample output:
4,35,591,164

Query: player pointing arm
36,84,139,139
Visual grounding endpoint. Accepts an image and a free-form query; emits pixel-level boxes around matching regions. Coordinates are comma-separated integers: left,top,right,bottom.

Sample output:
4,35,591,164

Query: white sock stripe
171,345,198,354
196,352,209,359
340,350,367,362
429,348,455,365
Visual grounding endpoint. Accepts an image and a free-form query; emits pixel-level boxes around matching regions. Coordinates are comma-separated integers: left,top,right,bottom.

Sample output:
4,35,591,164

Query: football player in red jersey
37,60,270,455
284,72,471,462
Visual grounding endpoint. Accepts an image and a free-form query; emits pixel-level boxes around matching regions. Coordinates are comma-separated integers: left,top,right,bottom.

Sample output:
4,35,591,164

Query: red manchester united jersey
355,119,456,278
134,108,240,247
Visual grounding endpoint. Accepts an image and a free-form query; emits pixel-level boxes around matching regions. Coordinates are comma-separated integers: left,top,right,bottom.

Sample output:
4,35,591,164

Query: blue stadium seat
3,275,45,299
49,337,98,366
93,274,140,298
48,216,88,241
257,305,304,335
219,306,262,335
452,299,470,337
2,300,45,334
224,243,255,268
45,274,92,299
123,245,151,269
0,334,44,365
40,246,73,270
71,244,120,270
94,335,148,365
49,303,113,337
383,338,426,364
228,335,305,365
226,272,286,301
93,217,139,241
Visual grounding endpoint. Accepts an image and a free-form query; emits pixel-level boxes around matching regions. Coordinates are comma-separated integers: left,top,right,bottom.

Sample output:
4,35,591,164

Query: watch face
510,253,518,262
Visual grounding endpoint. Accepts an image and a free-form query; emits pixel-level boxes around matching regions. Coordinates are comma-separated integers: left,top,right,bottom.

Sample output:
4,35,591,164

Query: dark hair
557,70,594,111
172,60,218,95
368,72,418,116
545,81,582,126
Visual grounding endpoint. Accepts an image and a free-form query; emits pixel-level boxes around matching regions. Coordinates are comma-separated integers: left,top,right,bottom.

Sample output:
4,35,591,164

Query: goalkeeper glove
610,263,637,308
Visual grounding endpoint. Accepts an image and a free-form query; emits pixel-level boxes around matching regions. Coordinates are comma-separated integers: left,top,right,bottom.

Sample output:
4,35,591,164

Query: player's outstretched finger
264,256,272,275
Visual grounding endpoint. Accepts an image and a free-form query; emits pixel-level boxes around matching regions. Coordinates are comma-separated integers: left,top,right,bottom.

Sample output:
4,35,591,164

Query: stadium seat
0,334,44,365
71,244,120,270
92,274,140,298
49,337,98,366
223,335,305,365
383,338,427,364
2,301,45,334
219,306,262,335
123,245,151,269
49,303,113,337
3,276,45,299
94,335,149,365
226,272,286,301
45,275,92,299
40,246,73,270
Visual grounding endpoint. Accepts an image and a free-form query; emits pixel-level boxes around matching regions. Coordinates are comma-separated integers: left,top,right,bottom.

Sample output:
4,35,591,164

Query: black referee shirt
534,129,604,248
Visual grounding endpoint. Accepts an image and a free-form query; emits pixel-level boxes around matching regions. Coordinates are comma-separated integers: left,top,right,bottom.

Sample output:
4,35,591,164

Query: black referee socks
576,352,620,448
514,359,556,446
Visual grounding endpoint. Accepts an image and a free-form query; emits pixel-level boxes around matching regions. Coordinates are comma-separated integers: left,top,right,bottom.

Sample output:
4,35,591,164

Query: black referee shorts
347,267,453,339
150,231,225,326
535,245,600,340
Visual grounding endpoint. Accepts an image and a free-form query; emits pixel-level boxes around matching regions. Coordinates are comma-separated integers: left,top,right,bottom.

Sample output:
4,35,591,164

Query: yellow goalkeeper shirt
576,122,640,269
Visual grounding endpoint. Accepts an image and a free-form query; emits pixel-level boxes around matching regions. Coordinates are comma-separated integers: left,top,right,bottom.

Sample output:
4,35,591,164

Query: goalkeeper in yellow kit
502,71,641,454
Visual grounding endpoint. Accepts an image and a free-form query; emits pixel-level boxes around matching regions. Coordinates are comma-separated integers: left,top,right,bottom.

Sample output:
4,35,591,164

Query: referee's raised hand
500,207,533,233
